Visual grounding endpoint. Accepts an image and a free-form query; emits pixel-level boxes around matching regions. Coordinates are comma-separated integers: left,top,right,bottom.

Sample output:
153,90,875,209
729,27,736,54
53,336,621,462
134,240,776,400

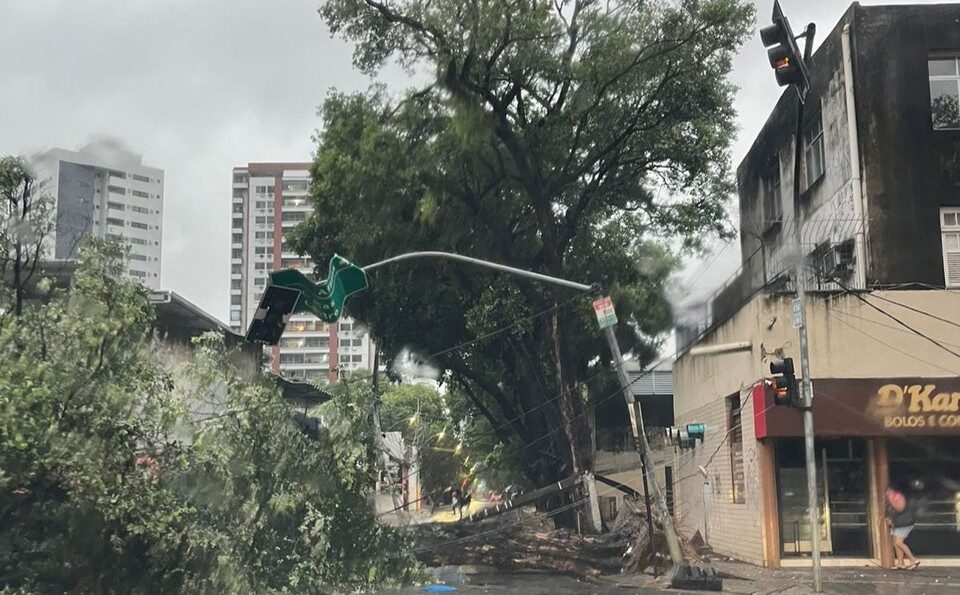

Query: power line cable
831,278,960,361
860,292,960,330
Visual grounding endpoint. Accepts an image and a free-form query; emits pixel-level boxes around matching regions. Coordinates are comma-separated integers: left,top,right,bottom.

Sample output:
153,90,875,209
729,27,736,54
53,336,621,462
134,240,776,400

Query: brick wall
674,385,765,565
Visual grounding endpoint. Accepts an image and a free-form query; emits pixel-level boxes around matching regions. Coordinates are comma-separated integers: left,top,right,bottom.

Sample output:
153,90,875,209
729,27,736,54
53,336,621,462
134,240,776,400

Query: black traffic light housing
760,0,811,102
770,357,803,409
245,284,301,345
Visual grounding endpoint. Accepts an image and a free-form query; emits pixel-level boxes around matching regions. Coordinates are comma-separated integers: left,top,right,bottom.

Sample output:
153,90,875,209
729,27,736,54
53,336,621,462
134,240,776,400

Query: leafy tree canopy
0,239,420,593
291,0,752,489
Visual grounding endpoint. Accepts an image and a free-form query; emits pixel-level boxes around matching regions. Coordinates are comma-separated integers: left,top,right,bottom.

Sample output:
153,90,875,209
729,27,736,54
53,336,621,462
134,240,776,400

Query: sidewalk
606,559,960,594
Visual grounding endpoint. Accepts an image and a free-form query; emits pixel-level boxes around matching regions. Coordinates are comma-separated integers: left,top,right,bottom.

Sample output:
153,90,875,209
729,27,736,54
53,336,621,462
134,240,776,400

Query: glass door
776,438,870,557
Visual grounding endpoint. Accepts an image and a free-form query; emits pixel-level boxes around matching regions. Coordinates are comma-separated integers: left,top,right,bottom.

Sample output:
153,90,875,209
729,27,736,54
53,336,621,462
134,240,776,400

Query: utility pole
760,2,821,590
371,348,409,524
603,323,683,566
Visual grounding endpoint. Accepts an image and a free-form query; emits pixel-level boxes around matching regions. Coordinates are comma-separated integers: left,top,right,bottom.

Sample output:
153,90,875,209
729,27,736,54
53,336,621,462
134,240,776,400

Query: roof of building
148,290,235,338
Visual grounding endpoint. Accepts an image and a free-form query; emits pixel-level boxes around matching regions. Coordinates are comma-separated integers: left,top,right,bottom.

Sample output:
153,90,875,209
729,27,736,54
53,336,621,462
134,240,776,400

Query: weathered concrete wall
736,7,860,296
853,4,960,286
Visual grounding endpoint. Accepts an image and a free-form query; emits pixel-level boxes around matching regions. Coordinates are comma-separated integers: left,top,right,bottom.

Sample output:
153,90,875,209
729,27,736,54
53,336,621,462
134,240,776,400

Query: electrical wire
859,291,960,330
832,279,960,361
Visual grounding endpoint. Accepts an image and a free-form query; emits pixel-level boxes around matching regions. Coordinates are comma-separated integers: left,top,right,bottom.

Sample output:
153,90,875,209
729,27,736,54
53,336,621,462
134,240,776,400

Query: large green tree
0,231,419,589
292,0,752,515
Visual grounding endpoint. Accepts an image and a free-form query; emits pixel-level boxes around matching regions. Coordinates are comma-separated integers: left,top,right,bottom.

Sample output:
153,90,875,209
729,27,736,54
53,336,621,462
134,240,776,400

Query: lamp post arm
362,251,596,293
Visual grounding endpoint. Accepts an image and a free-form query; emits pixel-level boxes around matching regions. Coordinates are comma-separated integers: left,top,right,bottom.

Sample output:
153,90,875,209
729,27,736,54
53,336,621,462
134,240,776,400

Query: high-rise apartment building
230,162,374,383
35,141,164,288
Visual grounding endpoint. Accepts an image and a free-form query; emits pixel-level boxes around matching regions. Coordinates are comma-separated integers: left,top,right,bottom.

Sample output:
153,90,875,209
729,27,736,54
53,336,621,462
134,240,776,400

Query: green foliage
293,0,753,488
0,239,420,593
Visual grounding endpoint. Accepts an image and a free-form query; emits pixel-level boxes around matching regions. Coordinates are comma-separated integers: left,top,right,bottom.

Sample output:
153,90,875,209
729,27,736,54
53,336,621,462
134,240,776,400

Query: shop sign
754,377,960,438
873,383,960,430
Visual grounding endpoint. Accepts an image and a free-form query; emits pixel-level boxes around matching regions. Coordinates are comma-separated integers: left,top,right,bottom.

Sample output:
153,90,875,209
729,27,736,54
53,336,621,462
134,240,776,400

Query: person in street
885,485,920,570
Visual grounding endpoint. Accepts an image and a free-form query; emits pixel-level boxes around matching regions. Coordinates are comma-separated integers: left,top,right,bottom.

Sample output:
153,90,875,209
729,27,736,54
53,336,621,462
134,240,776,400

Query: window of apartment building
130,205,150,214
106,233,123,242
232,217,243,230
281,353,305,365
340,321,352,332
108,170,126,180
283,197,308,208
232,203,243,213
762,158,782,226
129,269,147,278
231,279,242,290
130,190,149,199
232,264,242,274
930,54,960,130
129,253,148,262
727,394,746,503
233,173,247,184
254,278,265,286
230,310,241,321
130,221,149,230
304,353,328,364
132,174,151,183
107,201,125,211
129,237,149,246
232,248,242,259
233,188,245,199
802,114,825,190
106,217,125,227
282,211,306,222
352,338,364,347
232,233,243,244
282,180,309,193
941,208,960,287
231,295,242,305
255,231,273,240
107,184,126,195
254,262,268,270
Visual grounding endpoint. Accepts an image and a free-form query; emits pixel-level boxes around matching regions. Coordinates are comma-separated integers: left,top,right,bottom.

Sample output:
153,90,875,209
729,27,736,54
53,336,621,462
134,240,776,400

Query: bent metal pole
362,251,685,567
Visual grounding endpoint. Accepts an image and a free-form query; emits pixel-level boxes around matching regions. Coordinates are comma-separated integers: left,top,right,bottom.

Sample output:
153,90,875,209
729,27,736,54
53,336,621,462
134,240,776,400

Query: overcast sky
0,0,949,322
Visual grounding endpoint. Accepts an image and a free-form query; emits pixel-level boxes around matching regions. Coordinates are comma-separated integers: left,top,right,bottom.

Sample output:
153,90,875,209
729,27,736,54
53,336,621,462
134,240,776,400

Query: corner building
673,3,960,569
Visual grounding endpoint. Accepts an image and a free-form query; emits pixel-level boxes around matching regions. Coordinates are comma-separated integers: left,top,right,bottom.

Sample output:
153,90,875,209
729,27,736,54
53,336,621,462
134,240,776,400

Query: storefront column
867,438,894,568
758,439,781,568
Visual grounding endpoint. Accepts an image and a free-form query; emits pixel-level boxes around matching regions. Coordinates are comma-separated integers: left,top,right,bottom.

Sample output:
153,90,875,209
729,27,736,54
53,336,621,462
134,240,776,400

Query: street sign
792,297,802,329
592,296,618,329
268,254,368,323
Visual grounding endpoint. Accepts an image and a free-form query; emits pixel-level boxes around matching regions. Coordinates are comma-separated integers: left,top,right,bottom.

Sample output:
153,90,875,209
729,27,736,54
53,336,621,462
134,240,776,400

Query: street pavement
386,562,960,594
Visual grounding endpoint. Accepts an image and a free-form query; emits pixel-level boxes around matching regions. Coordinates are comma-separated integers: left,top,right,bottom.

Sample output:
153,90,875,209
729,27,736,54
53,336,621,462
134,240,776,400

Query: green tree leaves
0,240,419,592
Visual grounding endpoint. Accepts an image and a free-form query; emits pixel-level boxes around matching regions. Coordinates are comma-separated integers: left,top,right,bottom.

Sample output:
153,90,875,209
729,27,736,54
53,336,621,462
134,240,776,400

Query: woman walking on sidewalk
885,486,920,570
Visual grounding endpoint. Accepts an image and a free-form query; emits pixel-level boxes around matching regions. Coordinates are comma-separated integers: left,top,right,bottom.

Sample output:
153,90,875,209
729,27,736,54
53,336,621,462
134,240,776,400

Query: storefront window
776,438,869,557
888,437,960,556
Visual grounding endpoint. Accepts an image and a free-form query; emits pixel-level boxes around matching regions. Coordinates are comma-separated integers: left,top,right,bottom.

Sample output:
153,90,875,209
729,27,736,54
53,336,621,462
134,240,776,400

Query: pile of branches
409,499,700,581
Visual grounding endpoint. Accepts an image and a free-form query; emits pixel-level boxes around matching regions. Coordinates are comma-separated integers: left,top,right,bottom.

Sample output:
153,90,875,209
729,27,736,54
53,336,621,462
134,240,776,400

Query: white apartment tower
37,141,164,288
230,163,374,383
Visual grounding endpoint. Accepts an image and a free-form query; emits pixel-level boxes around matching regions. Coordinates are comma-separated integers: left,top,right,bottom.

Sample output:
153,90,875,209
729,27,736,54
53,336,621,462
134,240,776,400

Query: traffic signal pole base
670,564,723,592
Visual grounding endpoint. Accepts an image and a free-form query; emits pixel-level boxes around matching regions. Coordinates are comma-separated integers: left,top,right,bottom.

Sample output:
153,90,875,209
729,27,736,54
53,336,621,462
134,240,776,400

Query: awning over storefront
753,377,960,438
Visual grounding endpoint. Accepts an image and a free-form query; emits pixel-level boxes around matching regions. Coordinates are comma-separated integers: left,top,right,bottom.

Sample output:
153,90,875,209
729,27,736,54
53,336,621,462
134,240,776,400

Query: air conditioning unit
820,242,854,277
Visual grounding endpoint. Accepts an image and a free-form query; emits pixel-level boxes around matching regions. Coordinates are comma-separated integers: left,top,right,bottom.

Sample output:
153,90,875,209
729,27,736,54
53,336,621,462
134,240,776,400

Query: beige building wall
673,289,960,563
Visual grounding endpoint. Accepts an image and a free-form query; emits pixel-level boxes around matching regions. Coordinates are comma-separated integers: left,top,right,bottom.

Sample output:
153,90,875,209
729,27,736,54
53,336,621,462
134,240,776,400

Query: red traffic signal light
770,357,802,408
760,1,810,101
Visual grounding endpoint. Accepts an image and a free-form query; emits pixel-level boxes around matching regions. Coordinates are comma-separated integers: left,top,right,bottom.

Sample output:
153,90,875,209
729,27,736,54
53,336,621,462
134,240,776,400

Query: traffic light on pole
760,0,810,101
769,357,801,408
245,254,368,346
